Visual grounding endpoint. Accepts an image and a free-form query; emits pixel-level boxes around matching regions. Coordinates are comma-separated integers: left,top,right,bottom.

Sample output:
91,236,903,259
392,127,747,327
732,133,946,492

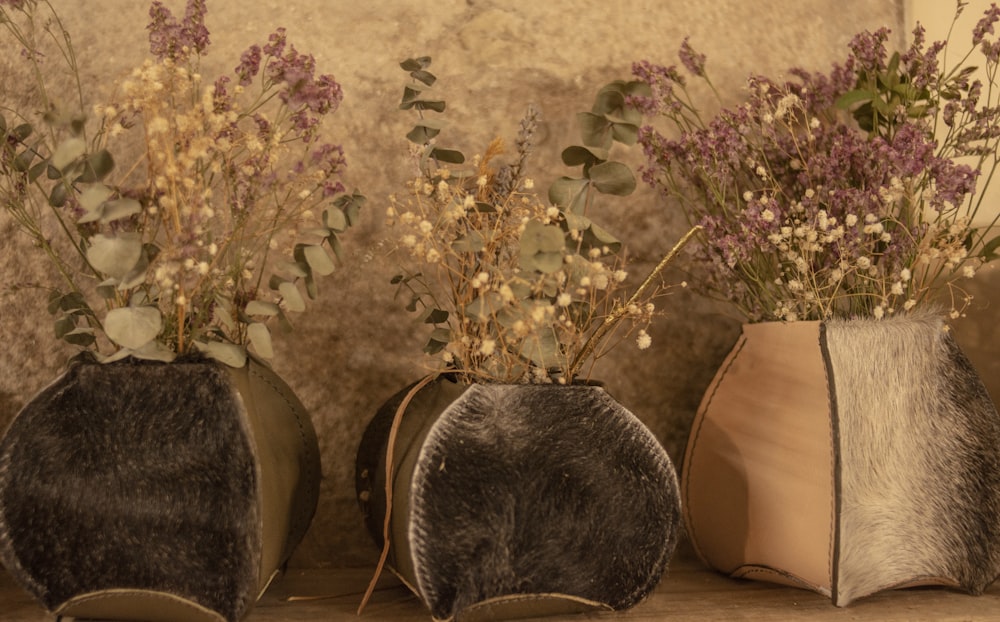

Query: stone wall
8,0,993,573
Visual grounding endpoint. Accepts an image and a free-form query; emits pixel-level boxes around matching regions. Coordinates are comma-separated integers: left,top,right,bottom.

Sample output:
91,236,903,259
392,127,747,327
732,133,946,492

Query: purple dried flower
147,0,210,61
235,44,262,87
973,4,1000,45
678,37,706,77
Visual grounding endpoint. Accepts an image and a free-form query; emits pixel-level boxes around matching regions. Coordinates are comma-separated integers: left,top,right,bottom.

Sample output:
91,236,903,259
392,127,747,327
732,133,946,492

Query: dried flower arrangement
385,57,697,384
632,1,1000,323
1,0,363,366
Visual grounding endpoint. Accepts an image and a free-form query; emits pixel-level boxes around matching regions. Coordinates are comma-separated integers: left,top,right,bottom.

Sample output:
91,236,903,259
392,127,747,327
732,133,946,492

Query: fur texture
827,315,1000,605
0,356,261,622
360,380,682,621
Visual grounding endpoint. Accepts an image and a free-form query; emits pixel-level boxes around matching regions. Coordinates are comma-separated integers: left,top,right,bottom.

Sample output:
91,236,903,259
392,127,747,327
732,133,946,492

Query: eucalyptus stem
567,225,702,380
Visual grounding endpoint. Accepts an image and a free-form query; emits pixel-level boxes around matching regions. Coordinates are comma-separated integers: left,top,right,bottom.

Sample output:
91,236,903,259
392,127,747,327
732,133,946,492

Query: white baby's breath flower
557,293,572,307
636,330,652,350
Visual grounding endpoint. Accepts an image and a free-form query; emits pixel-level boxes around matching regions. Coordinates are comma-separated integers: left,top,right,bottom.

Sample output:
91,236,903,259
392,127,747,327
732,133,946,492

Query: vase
355,375,682,621
682,314,1000,606
0,354,321,622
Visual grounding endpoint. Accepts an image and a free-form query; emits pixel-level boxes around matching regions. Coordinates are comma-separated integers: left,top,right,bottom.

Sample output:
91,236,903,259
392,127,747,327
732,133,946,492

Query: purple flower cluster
147,0,209,62
633,5,1000,321
231,28,344,143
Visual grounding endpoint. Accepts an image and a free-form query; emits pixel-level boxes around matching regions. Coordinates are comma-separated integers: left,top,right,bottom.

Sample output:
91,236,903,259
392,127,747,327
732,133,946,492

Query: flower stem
567,225,702,380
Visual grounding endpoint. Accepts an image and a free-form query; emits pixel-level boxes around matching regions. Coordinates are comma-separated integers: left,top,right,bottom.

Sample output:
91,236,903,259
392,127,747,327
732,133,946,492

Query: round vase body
356,377,682,621
682,314,1000,606
0,355,321,622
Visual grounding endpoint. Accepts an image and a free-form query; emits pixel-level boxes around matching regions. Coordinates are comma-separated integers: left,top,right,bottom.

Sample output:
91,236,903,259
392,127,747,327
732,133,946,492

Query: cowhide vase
355,376,682,621
0,354,321,622
682,313,1000,606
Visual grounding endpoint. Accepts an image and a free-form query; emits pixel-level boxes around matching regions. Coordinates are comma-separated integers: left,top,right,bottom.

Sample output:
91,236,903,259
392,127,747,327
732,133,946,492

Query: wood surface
3,543,1000,621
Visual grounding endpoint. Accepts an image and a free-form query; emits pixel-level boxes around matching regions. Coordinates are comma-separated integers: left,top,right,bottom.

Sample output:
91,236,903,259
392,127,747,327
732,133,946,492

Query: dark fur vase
356,376,682,621
683,314,1000,605
0,354,321,622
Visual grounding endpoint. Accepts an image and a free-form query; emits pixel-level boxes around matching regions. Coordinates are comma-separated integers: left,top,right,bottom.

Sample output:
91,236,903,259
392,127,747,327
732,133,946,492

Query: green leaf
423,326,450,354
610,122,640,146
48,182,68,207
835,89,875,110
50,137,85,171
430,147,465,164
104,306,162,350
246,300,281,316
86,233,143,279
561,144,608,167
11,123,32,142
980,233,1000,262
423,308,449,324
519,220,565,274
12,148,35,172
324,205,348,232
518,327,561,368
100,198,142,223
28,160,48,183
548,176,589,213
248,322,274,359
62,327,96,347
195,340,246,367
54,315,76,339
302,244,336,276
279,281,306,312
588,160,636,196
406,118,446,143
76,149,114,183
78,184,115,213
577,112,612,149
400,57,432,72
336,190,366,226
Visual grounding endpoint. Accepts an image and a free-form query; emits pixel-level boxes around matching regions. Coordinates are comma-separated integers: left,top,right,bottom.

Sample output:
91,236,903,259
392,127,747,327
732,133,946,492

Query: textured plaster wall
5,0,996,571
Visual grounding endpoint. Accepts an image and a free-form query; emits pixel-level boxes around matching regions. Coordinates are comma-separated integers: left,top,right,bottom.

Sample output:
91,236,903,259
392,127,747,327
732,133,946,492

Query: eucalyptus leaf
102,197,142,221
548,176,589,213
246,300,281,316
519,220,565,274
87,233,143,279
400,57,431,72
248,322,274,359
430,147,465,164
561,144,608,167
576,112,613,149
279,281,306,312
195,340,246,367
50,137,85,171
77,149,115,183
78,184,114,213
119,339,176,363
62,327,96,347
28,160,48,183
518,328,561,369
324,206,347,232
11,123,32,141
302,244,336,276
104,306,162,350
12,148,35,172
48,182,68,207
588,160,636,196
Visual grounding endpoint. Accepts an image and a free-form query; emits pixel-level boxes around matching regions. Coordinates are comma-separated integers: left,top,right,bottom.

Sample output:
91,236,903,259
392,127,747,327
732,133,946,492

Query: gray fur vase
355,375,682,621
0,354,321,622
682,314,1000,606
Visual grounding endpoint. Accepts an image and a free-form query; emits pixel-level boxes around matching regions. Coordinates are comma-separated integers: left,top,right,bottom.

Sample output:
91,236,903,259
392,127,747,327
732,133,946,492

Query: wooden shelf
4,544,1000,620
